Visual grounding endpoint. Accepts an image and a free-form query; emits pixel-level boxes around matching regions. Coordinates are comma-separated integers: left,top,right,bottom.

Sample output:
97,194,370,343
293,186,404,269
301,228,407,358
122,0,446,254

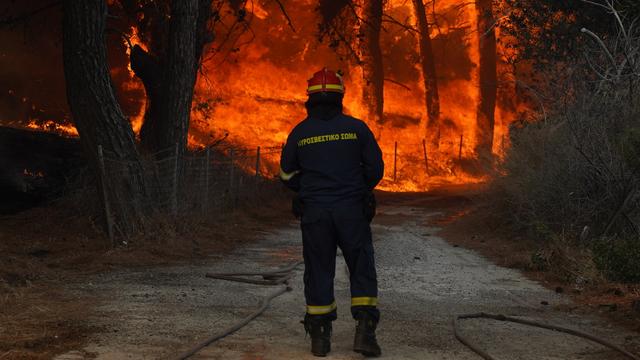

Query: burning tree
117,0,214,159
318,0,385,134
359,0,385,133
475,0,497,159
412,0,440,149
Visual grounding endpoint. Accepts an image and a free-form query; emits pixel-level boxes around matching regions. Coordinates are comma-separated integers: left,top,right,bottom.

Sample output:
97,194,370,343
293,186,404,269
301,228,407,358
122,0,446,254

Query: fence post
422,139,429,175
458,134,464,161
97,145,115,247
228,148,235,206
171,142,179,216
393,141,398,182
236,174,242,208
255,146,261,178
203,147,210,214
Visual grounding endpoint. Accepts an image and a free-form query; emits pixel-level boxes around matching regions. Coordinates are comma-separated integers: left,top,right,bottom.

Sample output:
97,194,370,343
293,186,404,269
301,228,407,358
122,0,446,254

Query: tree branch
0,1,61,27
382,14,418,34
384,78,412,91
581,27,617,68
273,0,296,32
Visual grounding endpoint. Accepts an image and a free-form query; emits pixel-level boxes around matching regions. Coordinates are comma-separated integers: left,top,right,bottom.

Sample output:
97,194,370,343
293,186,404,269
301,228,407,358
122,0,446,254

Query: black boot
353,312,381,357
303,315,332,357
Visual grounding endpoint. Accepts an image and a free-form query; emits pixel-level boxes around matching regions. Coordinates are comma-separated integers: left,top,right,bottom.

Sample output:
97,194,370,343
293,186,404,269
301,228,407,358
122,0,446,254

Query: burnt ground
2,186,640,359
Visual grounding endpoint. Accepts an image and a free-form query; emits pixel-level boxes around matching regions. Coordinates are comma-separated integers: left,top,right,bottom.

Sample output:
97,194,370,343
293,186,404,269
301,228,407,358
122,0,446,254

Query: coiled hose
175,261,304,360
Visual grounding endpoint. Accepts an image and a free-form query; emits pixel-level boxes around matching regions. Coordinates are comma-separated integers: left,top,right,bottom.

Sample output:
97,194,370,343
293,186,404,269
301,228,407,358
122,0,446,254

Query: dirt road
55,194,638,359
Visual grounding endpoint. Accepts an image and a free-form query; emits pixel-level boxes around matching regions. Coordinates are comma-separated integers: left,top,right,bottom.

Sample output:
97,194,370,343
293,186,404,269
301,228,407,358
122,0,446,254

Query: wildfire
186,0,518,191
5,0,524,192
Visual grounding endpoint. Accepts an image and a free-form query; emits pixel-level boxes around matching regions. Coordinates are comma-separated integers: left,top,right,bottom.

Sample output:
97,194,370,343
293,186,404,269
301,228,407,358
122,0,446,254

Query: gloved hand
363,191,376,223
292,195,303,219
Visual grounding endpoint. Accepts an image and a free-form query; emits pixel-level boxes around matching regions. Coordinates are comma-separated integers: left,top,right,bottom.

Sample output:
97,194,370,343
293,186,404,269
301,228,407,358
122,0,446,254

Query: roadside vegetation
493,1,640,286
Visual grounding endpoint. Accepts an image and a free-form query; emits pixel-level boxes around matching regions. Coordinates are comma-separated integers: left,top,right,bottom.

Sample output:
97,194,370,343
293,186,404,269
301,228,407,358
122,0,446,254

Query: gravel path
55,201,638,360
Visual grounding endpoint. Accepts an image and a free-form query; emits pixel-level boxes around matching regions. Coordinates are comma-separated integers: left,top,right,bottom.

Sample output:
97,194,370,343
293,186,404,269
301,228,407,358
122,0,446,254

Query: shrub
593,237,640,283
493,1,640,283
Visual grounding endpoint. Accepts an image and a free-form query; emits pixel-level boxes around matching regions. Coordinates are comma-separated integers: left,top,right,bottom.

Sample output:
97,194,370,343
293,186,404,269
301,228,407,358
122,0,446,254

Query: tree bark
359,0,384,132
62,0,147,235
138,0,199,159
413,0,441,149
132,0,211,159
475,0,498,159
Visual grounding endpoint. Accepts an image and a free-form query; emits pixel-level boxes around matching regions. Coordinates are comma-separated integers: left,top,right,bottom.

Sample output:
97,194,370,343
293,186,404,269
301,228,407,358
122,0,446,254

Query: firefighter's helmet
307,68,345,95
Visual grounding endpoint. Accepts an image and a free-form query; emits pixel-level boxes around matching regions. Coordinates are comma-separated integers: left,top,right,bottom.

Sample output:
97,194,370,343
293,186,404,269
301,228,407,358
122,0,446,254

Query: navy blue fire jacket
279,113,384,207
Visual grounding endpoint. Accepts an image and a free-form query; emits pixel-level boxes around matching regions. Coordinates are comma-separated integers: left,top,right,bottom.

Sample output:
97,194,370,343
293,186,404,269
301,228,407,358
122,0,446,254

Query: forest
2,0,640,359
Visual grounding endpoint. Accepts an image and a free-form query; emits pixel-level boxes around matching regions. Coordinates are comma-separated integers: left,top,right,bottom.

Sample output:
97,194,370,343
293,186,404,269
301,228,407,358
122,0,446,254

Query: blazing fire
187,0,522,191
5,0,527,192
27,119,78,137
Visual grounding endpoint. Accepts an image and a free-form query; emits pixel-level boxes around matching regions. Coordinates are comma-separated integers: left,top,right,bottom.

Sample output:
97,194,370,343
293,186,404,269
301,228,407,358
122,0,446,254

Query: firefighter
280,68,384,357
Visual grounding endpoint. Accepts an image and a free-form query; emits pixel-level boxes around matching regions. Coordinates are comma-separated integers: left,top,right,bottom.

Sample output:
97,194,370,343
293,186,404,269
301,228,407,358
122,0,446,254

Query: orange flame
187,0,518,191
26,119,78,137
12,1,523,193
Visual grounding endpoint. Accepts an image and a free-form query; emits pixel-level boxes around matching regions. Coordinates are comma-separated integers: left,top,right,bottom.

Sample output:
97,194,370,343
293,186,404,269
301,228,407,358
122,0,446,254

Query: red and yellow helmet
307,68,345,95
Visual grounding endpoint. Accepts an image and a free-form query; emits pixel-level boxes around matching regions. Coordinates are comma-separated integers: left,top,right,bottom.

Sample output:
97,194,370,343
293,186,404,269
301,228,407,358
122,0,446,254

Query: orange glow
124,26,148,72
10,1,523,192
187,0,518,191
26,119,78,137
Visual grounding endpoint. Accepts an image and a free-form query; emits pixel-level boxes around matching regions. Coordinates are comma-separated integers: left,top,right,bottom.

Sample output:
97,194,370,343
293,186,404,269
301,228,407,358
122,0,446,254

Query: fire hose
174,260,304,360
454,312,640,360
173,259,638,359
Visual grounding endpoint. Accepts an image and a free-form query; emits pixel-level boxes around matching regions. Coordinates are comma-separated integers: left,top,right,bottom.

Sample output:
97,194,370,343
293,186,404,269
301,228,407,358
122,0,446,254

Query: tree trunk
132,45,163,150
359,0,384,132
138,0,200,159
62,0,147,235
475,0,498,159
413,0,440,149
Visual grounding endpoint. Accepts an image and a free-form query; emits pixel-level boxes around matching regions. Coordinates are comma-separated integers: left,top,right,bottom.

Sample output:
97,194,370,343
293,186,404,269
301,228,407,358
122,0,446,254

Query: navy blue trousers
301,203,379,322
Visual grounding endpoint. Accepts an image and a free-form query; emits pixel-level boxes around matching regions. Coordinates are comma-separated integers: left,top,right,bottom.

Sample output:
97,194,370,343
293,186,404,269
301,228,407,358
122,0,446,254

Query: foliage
497,93,640,237
497,0,640,68
592,237,640,282
495,0,640,283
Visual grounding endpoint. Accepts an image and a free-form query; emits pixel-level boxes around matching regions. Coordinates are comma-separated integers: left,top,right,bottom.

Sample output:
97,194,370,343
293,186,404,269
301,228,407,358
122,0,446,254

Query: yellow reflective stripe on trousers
351,297,378,307
279,167,299,181
306,302,337,315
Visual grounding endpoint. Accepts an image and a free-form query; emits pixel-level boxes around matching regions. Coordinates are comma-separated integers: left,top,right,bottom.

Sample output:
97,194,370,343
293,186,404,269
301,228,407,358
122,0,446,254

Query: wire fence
98,143,285,244
96,134,503,243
